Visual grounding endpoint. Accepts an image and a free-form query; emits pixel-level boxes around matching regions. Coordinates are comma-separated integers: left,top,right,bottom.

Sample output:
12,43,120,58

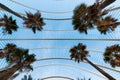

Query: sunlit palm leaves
24,11,45,33
70,43,88,62
72,4,94,34
0,15,18,34
72,1,119,34
96,16,119,34
104,44,120,67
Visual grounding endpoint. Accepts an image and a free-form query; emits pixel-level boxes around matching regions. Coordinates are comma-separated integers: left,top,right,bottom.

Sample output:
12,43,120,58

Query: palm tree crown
70,43,88,62
0,15,18,34
104,44,120,67
96,16,118,34
23,11,45,33
72,1,119,34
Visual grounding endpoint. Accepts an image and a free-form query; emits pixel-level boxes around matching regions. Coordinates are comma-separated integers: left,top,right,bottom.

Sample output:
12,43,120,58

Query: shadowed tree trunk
0,61,31,80
84,58,116,80
0,63,23,80
99,0,116,10
0,3,25,19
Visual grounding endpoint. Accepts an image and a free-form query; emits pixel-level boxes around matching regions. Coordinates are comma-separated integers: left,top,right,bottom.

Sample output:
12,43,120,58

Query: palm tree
72,3,94,34
70,43,115,80
23,11,45,33
72,0,119,34
0,15,18,34
104,44,120,67
0,43,36,80
0,3,45,33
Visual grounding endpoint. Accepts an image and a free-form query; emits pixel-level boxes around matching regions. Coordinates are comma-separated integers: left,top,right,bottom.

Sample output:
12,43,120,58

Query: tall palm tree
0,43,36,80
70,43,115,80
104,44,120,67
0,3,45,33
72,0,118,34
0,15,18,34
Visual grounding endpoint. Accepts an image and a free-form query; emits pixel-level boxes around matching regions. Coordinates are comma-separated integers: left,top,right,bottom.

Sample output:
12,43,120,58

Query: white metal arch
10,0,120,14
34,63,107,79
35,58,120,73
38,76,74,80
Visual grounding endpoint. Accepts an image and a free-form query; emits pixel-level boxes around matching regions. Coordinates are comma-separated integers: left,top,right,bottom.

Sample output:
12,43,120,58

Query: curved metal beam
34,63,107,79
36,58,120,73
29,47,103,53
10,0,73,14
39,76,74,80
1,7,120,21
10,0,120,14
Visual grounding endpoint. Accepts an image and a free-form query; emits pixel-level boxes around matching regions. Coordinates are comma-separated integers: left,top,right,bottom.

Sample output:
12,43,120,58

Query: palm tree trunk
84,58,116,80
0,3,26,19
99,0,116,10
0,63,23,80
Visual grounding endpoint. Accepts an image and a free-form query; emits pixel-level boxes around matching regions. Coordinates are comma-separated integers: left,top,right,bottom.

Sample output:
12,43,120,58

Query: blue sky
0,0,120,80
